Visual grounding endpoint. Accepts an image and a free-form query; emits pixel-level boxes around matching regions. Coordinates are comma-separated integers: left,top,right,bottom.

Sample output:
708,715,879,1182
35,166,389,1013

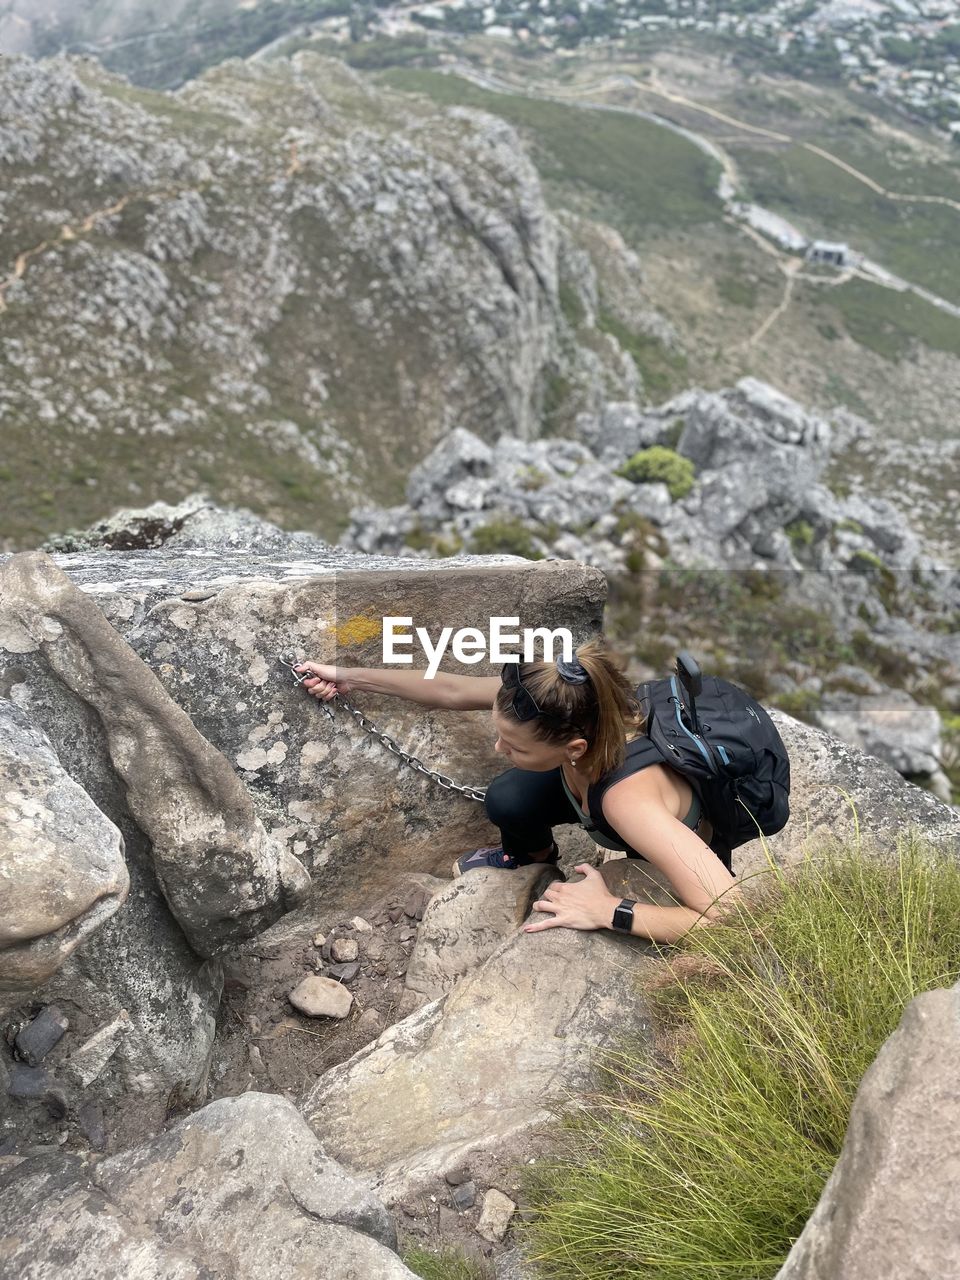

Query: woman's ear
566,736,589,762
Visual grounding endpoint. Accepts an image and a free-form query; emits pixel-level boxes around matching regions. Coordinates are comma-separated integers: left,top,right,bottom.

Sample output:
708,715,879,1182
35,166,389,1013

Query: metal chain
332,695,488,803
277,656,487,802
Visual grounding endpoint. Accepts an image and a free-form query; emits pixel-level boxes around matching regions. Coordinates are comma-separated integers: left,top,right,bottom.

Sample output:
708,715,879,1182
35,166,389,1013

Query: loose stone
289,975,353,1019
452,1181,477,1212
351,917,373,932
325,961,361,982
477,1188,517,1242
330,938,359,963
63,1013,130,1087
15,1007,69,1066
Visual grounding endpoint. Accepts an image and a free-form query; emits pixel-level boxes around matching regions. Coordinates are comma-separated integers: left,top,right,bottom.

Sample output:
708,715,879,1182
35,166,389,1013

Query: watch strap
611,898,636,933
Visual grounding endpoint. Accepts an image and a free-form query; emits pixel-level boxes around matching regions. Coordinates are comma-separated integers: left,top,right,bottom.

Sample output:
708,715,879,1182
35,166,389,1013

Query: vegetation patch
616,447,695,500
522,834,960,1279
404,1245,491,1280
378,70,722,237
470,517,544,559
596,313,690,401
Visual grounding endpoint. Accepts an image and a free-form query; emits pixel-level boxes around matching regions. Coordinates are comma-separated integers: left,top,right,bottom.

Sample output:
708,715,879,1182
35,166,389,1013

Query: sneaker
453,842,559,878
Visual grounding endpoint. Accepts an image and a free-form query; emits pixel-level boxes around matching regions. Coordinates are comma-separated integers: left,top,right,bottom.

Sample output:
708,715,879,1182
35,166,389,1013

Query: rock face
404,863,562,1003
0,701,128,1013
0,1092,417,1279
0,550,309,957
752,712,960,878
1,537,604,920
816,690,949,799
302,920,658,1202
0,51,647,550
774,977,960,1280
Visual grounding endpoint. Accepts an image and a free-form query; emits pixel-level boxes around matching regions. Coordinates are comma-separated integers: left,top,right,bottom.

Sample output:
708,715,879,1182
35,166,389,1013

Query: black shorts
483,766,730,866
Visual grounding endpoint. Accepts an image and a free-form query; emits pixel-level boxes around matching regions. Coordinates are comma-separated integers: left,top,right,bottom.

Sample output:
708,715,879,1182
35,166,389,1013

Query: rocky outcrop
774,976,960,1280
342,378,959,801
0,51,647,551
815,689,950,802
344,377,943,588
0,702,128,1014
302,917,658,1204
0,550,309,956
404,862,563,1003
743,712,960,877
0,533,603,1150
1,536,604,918
0,1092,417,1279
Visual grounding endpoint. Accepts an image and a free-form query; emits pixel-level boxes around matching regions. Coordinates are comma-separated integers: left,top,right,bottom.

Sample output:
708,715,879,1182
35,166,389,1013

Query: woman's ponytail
494,637,643,776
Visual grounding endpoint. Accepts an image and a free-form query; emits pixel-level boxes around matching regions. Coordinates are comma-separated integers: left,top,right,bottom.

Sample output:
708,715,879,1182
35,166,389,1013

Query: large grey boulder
0,550,309,956
733,712,960,882
404,862,562,1003
0,701,128,1013
302,920,657,1202
0,1092,417,1279
774,977,960,1280
816,690,944,783
0,542,604,925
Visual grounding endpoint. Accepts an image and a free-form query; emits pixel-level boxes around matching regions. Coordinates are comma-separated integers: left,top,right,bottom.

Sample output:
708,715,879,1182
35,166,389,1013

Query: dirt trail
642,72,960,216
0,187,185,315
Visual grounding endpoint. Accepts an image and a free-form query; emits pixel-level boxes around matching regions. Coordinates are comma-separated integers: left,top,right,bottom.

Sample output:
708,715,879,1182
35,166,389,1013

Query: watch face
613,901,634,932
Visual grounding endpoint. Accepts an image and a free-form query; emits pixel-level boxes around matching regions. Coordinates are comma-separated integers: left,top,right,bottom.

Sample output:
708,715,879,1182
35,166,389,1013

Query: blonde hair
494,637,644,777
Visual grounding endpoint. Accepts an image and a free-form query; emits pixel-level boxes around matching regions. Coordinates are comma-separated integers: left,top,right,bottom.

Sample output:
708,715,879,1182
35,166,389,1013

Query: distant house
806,240,851,267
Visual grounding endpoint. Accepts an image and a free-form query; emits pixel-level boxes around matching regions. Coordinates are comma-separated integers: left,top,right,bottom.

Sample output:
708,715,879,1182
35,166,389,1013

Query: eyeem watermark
383,617,574,678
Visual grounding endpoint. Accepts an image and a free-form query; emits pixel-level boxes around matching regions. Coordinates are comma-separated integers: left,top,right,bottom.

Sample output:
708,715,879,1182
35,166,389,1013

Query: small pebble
313,932,326,949
326,961,360,982
399,927,417,943
330,938,358,963
387,906,405,924
351,917,373,932
403,889,430,920
445,1165,472,1187
452,1180,477,1212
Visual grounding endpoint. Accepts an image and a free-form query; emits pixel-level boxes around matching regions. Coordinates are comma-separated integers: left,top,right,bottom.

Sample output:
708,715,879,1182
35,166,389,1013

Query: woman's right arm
294,662,501,711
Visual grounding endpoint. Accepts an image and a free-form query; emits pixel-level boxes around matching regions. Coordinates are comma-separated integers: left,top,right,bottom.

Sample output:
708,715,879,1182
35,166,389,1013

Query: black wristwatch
611,898,636,934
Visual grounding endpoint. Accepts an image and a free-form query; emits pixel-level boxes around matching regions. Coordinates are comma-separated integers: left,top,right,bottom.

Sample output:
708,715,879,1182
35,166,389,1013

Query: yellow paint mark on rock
335,615,382,647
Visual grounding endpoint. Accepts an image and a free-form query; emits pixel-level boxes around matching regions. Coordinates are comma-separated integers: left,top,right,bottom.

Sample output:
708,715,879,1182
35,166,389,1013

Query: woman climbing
293,639,742,943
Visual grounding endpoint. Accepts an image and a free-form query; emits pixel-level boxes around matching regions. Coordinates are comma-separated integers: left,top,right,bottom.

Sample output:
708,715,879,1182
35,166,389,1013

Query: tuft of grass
521,832,960,1279
403,1245,491,1280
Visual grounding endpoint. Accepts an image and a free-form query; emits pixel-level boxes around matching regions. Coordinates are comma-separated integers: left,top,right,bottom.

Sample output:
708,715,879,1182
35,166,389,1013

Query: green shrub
523,833,960,1279
616,447,695,501
470,518,543,560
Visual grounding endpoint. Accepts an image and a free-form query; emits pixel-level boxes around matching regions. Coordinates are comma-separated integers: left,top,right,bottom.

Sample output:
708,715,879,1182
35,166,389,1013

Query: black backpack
635,652,791,868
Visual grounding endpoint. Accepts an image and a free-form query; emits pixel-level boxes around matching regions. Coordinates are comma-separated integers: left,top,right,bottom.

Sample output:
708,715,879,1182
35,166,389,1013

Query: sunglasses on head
501,662,542,722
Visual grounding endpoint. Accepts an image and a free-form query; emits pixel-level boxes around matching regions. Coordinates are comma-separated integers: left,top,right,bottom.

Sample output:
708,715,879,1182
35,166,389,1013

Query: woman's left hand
524,864,618,933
